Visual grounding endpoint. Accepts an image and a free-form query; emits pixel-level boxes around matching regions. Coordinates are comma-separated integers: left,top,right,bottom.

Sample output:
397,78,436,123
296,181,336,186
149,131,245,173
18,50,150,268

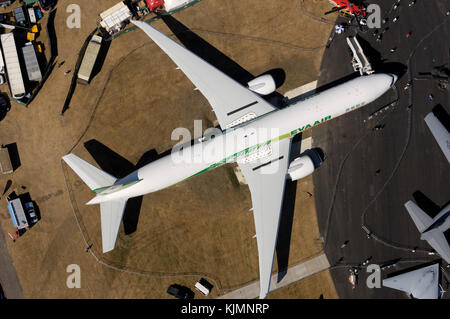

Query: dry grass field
0,0,337,298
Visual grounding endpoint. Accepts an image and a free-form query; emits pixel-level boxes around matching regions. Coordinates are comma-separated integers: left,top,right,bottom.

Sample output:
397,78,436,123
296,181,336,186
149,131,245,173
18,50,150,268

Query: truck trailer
1,33,26,99
77,34,102,84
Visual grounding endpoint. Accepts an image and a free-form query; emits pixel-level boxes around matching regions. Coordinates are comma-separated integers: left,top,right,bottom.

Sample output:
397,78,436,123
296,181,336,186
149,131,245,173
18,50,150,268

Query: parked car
24,202,38,224
167,284,194,299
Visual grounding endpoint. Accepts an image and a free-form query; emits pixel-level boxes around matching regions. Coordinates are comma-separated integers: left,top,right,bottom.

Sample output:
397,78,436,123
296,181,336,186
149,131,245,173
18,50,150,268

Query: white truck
77,34,103,84
1,33,26,99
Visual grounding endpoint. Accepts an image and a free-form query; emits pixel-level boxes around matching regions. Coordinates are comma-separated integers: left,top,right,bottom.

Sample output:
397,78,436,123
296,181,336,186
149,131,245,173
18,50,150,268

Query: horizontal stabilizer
100,199,128,253
404,201,433,233
383,263,440,299
62,154,116,190
92,179,142,195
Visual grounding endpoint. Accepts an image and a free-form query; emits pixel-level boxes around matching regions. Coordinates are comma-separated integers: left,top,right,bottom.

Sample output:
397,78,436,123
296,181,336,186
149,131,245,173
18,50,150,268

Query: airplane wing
425,230,450,264
424,112,450,164
404,200,433,233
132,21,277,130
237,138,291,298
382,264,440,299
100,199,128,253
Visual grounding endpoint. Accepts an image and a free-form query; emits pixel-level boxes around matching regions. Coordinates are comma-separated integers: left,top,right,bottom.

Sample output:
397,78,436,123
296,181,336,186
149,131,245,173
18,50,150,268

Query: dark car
167,284,194,299
24,202,38,224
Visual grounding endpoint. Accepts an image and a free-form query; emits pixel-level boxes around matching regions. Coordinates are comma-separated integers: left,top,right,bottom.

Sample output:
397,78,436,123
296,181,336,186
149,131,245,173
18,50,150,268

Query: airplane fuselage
422,203,450,234
87,73,396,205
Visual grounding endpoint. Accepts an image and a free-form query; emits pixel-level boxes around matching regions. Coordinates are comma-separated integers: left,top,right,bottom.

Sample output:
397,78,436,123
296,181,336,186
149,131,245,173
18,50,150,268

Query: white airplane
62,20,397,299
383,263,442,299
424,111,450,164
405,201,450,264
402,111,450,265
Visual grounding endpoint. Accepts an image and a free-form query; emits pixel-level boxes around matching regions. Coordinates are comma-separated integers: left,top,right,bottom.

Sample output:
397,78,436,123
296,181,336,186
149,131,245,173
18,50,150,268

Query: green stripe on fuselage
184,115,332,180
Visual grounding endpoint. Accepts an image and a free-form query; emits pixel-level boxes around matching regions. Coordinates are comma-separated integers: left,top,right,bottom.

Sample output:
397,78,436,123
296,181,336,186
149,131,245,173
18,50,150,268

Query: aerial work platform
346,36,374,76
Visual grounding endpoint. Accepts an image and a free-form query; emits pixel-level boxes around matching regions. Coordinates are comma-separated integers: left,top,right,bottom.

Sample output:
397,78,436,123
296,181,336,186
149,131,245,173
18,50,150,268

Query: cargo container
22,42,42,82
0,146,12,174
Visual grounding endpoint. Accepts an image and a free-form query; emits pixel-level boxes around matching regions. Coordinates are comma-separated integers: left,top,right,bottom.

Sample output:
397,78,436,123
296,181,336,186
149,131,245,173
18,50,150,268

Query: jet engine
247,74,276,95
288,149,323,181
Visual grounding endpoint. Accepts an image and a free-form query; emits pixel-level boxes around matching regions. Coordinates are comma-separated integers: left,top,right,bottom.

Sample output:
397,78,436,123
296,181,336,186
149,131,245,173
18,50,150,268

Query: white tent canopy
100,2,132,31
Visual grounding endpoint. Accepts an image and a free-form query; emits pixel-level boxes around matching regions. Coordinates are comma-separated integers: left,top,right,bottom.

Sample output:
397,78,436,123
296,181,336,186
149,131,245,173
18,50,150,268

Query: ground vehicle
24,202,38,224
1,33,26,99
194,278,213,296
77,35,102,84
167,284,194,299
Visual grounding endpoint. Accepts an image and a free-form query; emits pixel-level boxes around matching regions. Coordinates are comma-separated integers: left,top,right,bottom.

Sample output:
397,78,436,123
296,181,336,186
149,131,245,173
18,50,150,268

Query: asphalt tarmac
313,0,450,298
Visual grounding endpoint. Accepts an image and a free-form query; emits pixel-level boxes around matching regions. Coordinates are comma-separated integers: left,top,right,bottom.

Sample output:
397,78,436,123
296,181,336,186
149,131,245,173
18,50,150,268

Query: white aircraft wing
424,112,450,164
132,21,277,129
100,199,128,253
404,200,433,233
382,264,440,299
237,138,291,299
425,230,450,264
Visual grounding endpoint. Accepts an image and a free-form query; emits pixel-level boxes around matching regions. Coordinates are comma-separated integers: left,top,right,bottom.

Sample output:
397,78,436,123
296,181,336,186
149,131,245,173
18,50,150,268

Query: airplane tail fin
62,154,127,253
404,200,433,233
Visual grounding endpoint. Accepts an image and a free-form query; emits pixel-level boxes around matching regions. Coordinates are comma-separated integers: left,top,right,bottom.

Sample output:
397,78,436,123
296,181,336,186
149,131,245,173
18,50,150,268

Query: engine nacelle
247,74,276,95
288,149,323,181
288,155,315,181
